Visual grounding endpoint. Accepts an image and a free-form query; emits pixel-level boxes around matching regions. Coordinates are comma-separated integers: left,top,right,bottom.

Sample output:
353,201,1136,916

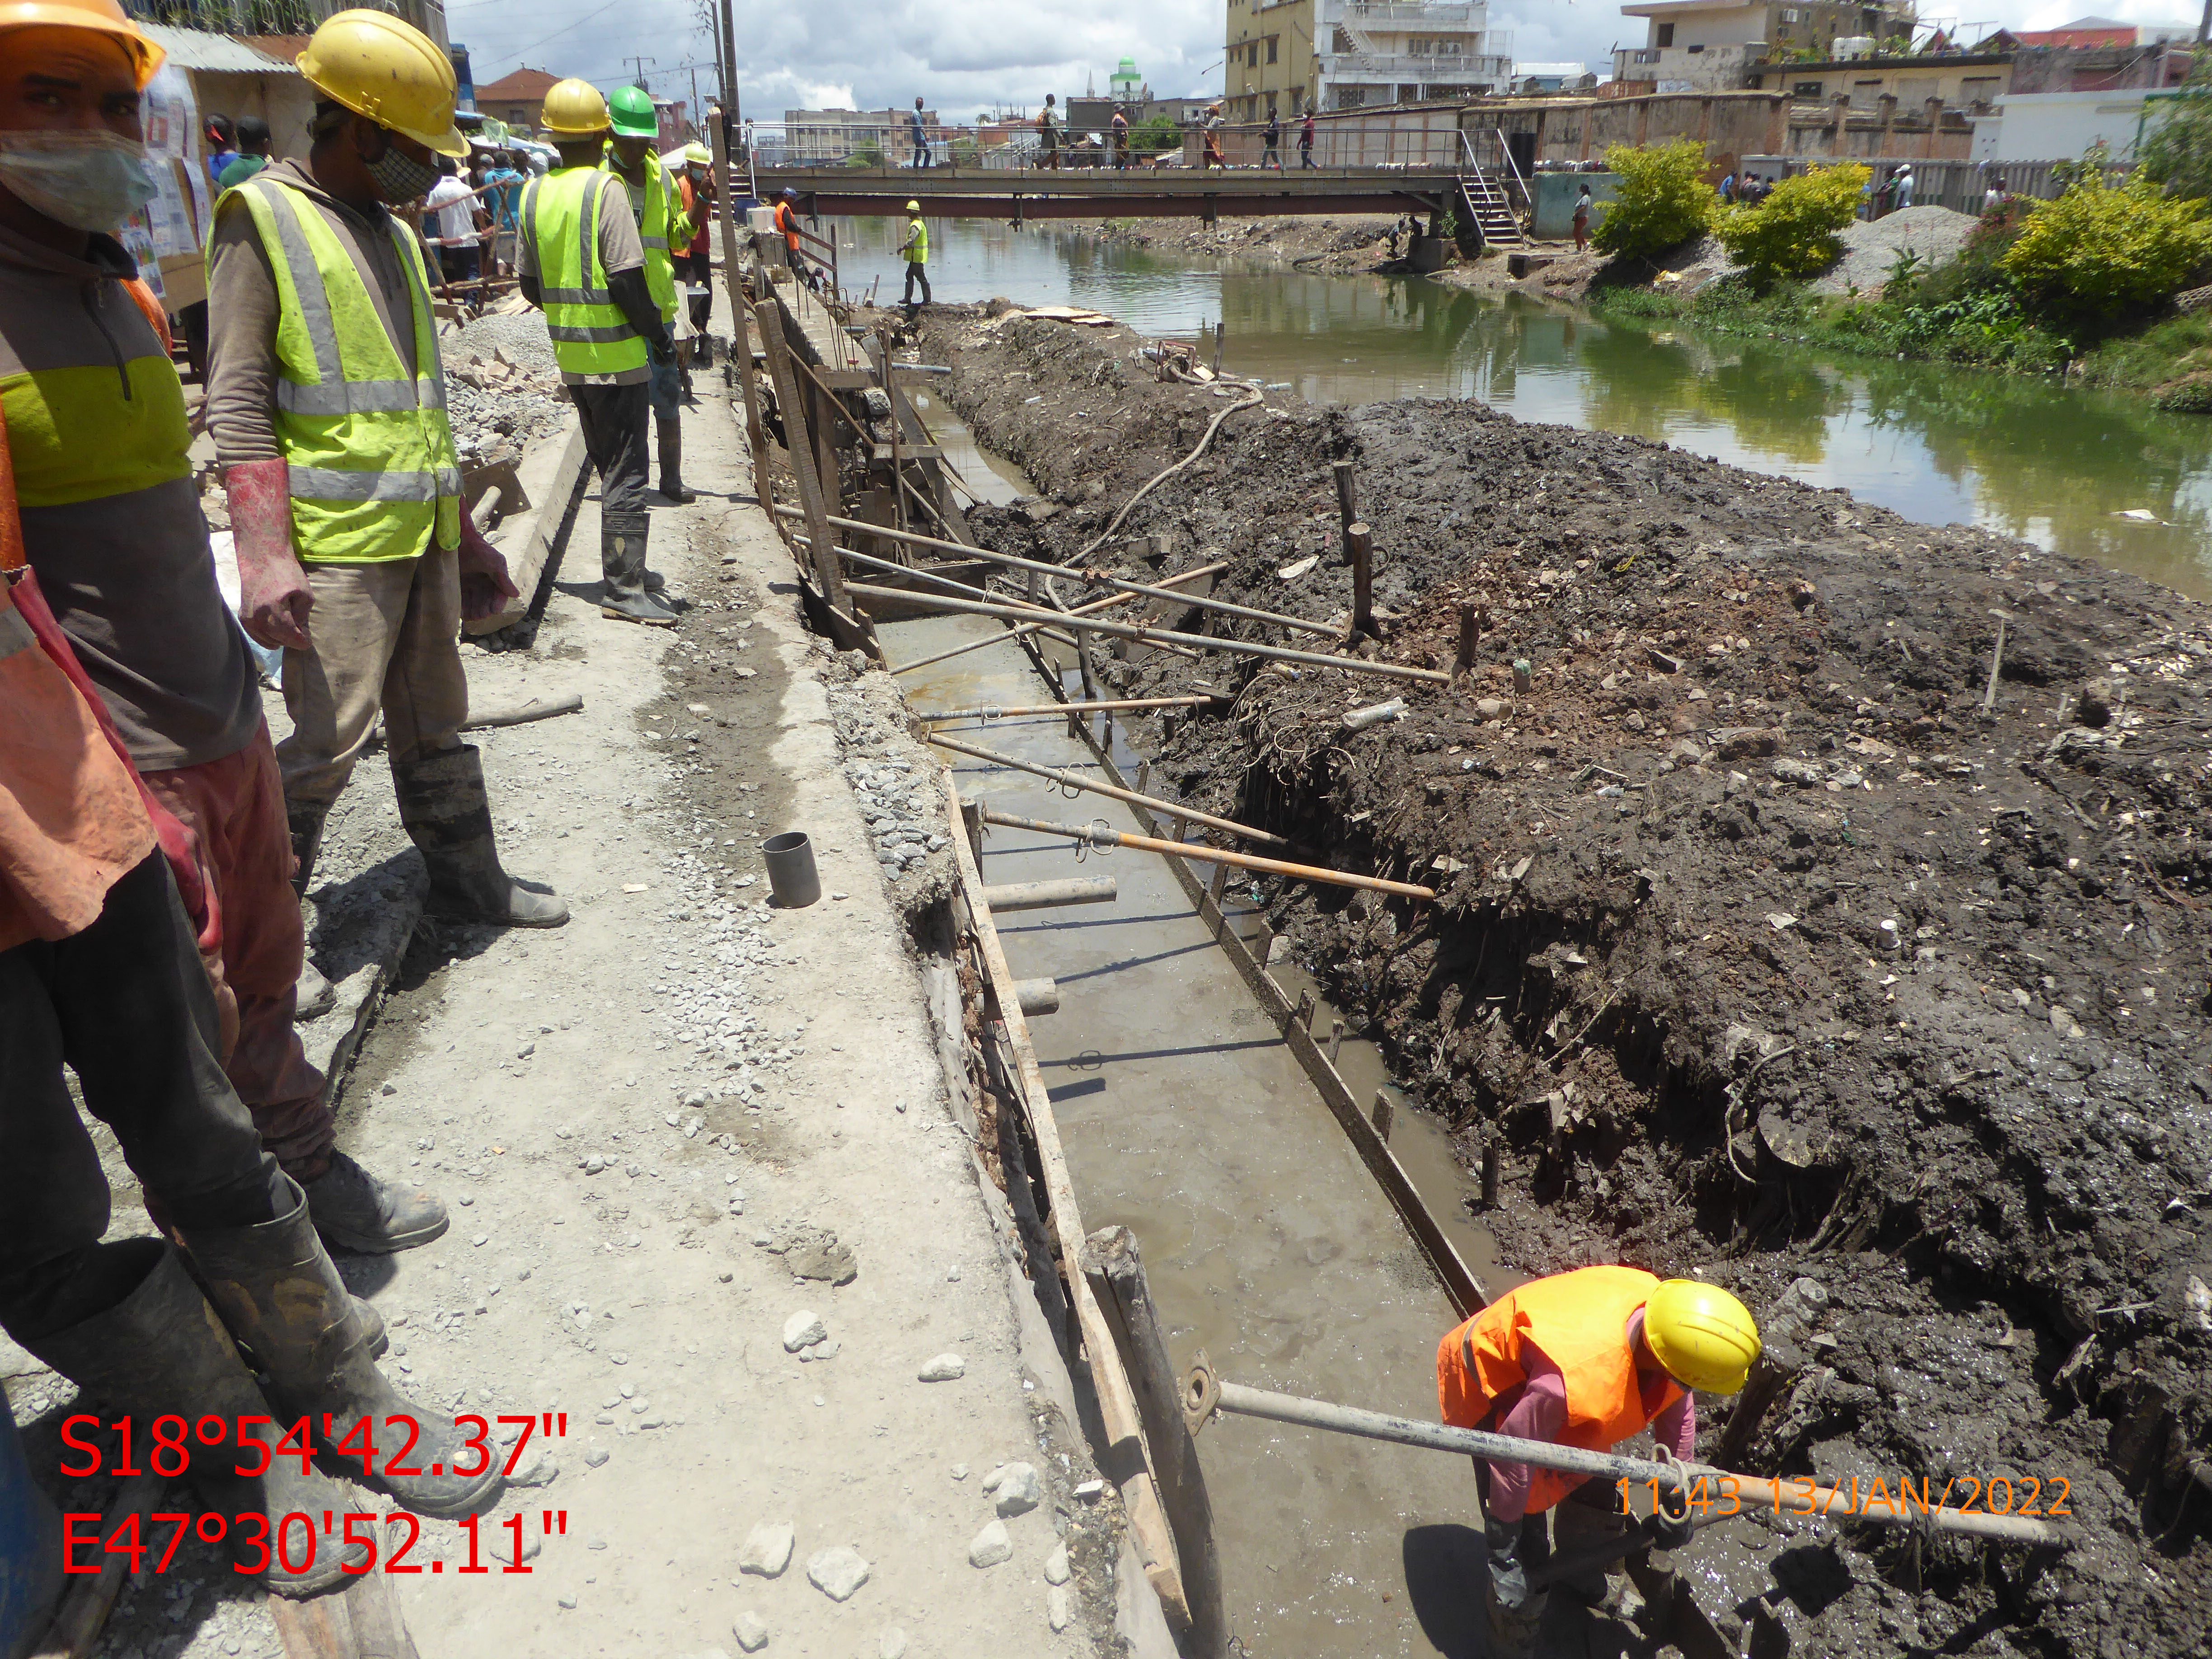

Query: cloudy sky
451,0,2199,120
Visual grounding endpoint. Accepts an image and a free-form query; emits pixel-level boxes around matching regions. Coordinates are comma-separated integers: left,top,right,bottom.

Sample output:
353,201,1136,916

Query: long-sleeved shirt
204,158,419,467
1,221,259,771
1484,1331,1695,1524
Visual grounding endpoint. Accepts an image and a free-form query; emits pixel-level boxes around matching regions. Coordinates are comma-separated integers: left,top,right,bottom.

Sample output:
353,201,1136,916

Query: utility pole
626,54,657,89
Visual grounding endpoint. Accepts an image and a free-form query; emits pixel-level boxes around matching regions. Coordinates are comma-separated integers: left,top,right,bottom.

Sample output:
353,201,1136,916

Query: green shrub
2002,172,2212,318
2139,65,2212,202
1713,163,1869,283
2153,371,2212,411
1591,139,1715,261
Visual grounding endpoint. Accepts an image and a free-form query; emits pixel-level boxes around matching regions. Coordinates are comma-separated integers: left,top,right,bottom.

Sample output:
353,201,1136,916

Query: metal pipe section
978,806,1436,901
844,582,1452,686
979,876,1118,912
1201,1378,2067,1550
929,732,1289,848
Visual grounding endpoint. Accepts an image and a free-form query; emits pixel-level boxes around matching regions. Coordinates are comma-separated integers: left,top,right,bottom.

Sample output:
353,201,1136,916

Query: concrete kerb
467,413,589,640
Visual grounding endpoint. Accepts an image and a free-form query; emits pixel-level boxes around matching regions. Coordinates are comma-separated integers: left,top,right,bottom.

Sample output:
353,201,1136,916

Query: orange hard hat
0,0,165,89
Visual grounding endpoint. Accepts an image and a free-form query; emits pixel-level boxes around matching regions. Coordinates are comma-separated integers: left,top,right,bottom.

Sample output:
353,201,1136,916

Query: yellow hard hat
683,141,711,166
541,77,611,138
297,9,464,157
0,0,164,89
1643,1279,1761,1395
906,200,920,213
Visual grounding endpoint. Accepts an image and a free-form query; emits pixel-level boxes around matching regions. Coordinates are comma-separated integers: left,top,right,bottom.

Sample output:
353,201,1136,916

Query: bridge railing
1180,114,1465,172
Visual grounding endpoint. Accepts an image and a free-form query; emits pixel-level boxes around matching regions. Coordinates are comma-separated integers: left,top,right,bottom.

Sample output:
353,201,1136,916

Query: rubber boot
600,512,678,626
390,744,569,928
17,1242,369,1595
180,1182,503,1519
299,1149,450,1254
285,801,336,1021
656,419,697,504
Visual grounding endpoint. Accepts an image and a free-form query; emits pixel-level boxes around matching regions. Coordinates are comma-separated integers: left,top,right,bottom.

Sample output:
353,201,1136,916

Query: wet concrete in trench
891,610,1515,1656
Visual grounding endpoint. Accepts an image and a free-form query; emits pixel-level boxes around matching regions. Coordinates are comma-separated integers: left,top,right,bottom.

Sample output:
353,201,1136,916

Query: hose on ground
1055,377,1267,568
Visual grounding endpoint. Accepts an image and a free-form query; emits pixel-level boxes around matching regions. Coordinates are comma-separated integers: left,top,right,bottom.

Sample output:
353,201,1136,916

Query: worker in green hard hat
601,84,695,503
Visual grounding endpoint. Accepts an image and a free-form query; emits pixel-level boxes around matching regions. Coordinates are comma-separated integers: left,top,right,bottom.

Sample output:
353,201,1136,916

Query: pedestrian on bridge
909,97,928,169
1036,93,1060,169
898,198,930,314
1202,102,1225,169
1262,108,1283,170
1299,105,1317,168
1111,104,1129,170
1438,1269,1760,1658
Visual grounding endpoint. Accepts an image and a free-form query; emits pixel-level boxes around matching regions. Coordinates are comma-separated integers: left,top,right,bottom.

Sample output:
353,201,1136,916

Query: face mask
363,137,438,206
0,130,160,233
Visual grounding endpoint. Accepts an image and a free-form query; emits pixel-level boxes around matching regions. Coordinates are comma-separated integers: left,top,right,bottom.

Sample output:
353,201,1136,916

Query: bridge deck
755,166,1459,220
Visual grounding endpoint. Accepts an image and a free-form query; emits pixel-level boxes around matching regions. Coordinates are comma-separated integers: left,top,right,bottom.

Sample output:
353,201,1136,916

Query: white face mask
0,129,160,233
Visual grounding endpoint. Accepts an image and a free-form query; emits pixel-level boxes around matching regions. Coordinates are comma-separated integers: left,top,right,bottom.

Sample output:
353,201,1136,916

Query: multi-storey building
1221,0,1512,123
1612,1,1915,93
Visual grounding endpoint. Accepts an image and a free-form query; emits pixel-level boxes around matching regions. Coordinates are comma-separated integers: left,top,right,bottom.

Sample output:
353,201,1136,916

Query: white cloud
453,0,2201,121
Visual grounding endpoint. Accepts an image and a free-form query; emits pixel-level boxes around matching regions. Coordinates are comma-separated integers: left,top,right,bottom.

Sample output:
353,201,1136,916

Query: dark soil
916,303,2212,1659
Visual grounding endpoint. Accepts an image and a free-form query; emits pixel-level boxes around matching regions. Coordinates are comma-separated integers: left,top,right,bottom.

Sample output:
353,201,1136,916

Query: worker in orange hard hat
1437,1268,1762,1656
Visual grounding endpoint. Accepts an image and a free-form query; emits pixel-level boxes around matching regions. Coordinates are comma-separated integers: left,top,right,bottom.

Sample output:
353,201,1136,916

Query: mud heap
920,305,2212,1658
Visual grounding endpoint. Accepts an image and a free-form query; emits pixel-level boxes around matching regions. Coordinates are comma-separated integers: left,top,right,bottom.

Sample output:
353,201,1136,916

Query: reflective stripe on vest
225,176,461,564
603,155,680,321
907,218,928,263
526,169,649,375
1435,1265,1681,1514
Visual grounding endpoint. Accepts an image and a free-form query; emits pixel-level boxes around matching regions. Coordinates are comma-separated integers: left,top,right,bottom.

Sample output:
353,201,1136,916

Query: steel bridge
752,165,1472,225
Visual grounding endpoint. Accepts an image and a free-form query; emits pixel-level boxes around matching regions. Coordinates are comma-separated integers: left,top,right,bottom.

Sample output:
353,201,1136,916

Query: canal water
832,213,2212,601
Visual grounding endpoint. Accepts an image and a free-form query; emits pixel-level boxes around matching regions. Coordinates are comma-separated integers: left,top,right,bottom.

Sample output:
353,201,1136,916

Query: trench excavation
731,275,2209,1659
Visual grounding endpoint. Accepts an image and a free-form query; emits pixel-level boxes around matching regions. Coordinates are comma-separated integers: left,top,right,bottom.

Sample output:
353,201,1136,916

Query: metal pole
1190,1373,2068,1550
977,806,1435,901
916,696,1220,721
885,562,1227,677
927,731,1290,847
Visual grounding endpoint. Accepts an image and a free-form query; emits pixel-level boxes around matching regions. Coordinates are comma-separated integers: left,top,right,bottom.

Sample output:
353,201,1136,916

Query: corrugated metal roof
142,25,299,75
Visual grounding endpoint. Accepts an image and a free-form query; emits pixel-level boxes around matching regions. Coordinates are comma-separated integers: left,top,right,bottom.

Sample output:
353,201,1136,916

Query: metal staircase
1457,168,1524,247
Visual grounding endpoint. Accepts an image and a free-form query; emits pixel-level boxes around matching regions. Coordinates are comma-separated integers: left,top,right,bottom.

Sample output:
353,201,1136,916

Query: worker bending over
1437,1268,1761,1655
898,198,930,315
774,186,811,288
5,0,452,1251
602,85,695,504
206,9,566,961
520,79,678,625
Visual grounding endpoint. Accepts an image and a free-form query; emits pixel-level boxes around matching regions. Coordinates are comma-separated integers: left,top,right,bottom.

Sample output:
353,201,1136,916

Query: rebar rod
931,733,1289,848
918,695,1219,721
888,563,1226,676
978,806,1435,900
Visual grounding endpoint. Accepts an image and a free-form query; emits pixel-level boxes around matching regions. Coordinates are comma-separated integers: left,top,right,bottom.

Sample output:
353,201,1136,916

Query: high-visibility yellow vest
905,217,928,263
602,151,682,323
521,166,648,377
223,176,461,564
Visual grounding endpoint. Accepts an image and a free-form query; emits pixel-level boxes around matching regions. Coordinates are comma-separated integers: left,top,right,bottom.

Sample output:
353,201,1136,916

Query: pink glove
455,510,520,623
225,458,311,651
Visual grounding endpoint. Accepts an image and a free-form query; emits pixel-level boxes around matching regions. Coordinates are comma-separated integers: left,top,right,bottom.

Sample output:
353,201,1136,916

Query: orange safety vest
774,199,801,252
1435,1265,1682,1514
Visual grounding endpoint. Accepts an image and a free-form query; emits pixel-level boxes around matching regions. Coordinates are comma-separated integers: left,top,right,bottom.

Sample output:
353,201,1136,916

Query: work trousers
903,261,931,306
144,726,331,1172
571,380,654,546
1299,144,1317,170
0,852,283,1343
276,548,468,811
675,252,713,330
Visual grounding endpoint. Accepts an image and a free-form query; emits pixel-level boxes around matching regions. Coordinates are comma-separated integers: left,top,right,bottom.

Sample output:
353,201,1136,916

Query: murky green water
832,214,2212,600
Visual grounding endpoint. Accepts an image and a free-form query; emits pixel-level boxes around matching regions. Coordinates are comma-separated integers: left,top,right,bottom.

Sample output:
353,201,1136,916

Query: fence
1178,105,1467,170
1740,153,2132,211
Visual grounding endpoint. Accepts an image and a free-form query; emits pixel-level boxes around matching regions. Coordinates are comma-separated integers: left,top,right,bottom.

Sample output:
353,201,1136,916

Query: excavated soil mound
918,304,2212,1659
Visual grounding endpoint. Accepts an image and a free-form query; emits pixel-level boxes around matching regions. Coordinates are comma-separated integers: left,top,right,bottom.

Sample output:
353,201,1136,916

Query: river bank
915,299,2212,1659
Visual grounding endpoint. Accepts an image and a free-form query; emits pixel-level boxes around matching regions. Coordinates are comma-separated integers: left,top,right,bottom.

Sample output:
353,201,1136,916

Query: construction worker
1437,1269,1760,1655
0,9,499,1562
898,198,930,314
673,140,715,352
774,185,811,288
9,0,454,1252
603,84,695,505
518,78,679,626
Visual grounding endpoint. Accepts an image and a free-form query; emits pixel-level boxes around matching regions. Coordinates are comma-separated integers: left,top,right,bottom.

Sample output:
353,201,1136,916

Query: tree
2002,170,2212,317
1715,162,1869,283
1591,139,1716,261
1133,114,1182,155
2138,55,2212,201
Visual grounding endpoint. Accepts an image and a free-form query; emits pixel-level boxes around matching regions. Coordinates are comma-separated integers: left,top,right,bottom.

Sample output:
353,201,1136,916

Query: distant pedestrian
1202,102,1225,169
1572,184,1592,250
1262,108,1283,170
1983,175,2008,216
216,115,272,189
204,111,237,186
483,148,527,273
1299,106,1317,168
909,97,928,168
898,199,931,313
1036,94,1060,170
1719,171,1735,203
1111,105,1130,169
425,157,480,283
1893,165,1914,210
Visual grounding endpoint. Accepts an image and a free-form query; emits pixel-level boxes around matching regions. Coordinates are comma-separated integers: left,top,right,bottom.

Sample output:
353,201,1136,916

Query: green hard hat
609,84,658,137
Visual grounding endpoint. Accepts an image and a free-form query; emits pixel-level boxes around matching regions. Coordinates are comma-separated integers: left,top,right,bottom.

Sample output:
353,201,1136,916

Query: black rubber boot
181,1183,503,1519
390,744,568,928
17,1242,368,1595
300,1149,450,1254
600,512,678,626
285,801,336,1021
656,419,698,503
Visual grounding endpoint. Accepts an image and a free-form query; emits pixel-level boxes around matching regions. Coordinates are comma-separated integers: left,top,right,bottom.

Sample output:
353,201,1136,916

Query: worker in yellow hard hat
670,139,716,364
896,196,929,316
516,77,678,624
1436,1268,1761,1656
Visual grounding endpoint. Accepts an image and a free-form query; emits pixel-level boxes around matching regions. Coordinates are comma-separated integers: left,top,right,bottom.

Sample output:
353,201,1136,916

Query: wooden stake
1480,1140,1500,1208
708,117,771,496
1347,522,1375,642
751,297,848,609
1328,1017,1345,1062
1371,1091,1394,1141
1213,319,1226,375
1456,601,1479,679
1333,459,1357,532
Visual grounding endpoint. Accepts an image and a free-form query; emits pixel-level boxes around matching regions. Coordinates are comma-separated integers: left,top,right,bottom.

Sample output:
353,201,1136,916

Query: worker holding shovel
1437,1269,1761,1655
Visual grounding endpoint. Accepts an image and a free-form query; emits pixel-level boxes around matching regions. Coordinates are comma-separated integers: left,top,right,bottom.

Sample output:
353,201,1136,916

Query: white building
1223,0,1512,122
1612,1,1917,94
1968,86,2166,164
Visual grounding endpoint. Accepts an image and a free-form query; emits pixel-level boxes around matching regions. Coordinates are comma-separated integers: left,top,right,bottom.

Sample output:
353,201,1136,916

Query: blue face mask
0,130,160,233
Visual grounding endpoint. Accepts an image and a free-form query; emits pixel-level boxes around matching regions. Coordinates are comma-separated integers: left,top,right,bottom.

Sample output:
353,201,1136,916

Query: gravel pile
439,308,568,468
1811,203,1980,294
